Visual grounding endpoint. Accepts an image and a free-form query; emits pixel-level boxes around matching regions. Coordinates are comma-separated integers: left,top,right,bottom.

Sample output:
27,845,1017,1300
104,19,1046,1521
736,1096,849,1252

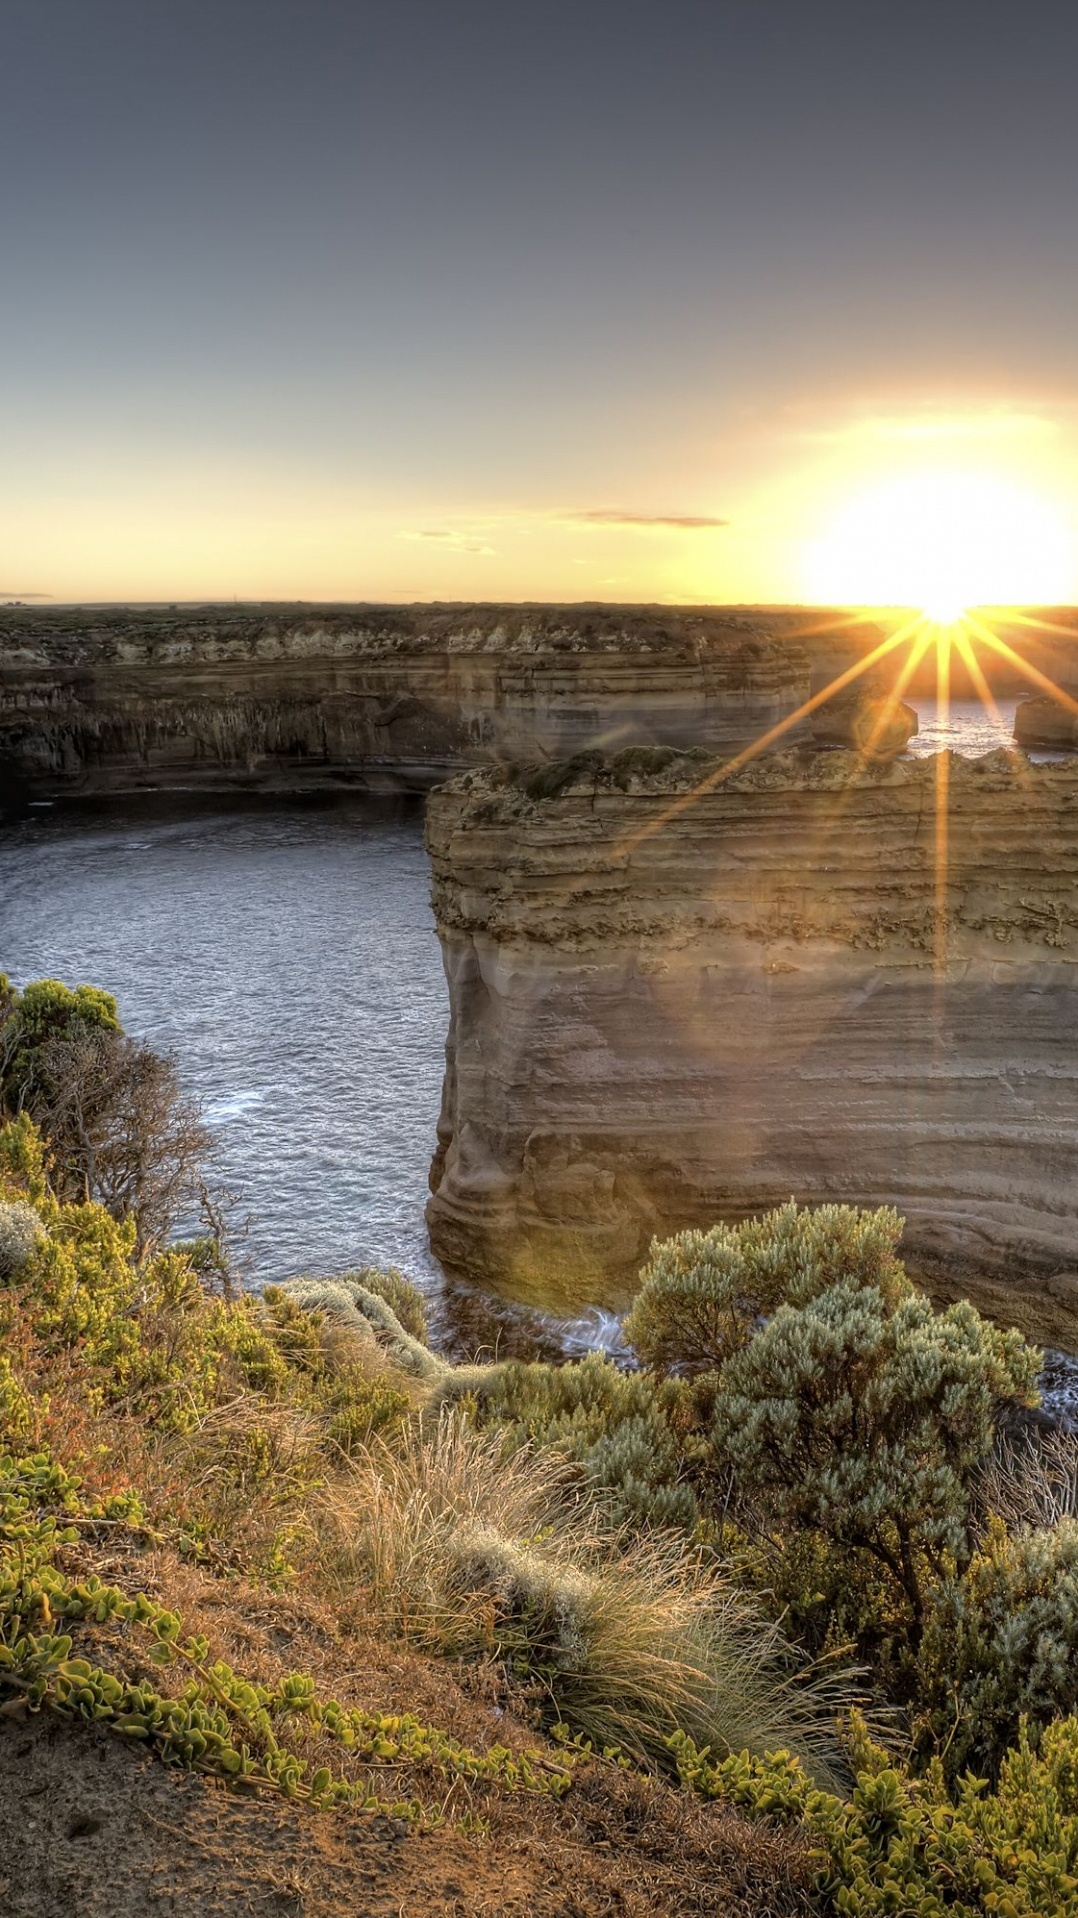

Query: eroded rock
810,690,918,759
1013,693,1078,750
0,605,815,797
425,749,1078,1314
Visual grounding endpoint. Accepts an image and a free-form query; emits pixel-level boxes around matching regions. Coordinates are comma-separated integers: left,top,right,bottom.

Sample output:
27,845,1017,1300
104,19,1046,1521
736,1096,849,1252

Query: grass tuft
319,1411,853,1783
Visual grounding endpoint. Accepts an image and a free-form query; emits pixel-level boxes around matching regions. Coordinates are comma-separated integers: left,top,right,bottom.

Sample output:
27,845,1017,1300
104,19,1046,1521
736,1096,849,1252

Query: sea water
1,706,1073,1384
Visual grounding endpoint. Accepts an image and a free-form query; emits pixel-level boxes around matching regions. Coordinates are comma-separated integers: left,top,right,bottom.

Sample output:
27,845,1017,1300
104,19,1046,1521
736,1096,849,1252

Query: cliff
425,748,1078,1335
0,603,816,797
6,601,1076,799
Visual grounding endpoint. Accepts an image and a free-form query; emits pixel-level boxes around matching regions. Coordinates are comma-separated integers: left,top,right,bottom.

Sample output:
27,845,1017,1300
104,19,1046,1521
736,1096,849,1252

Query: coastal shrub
0,1198,43,1277
0,974,120,1102
0,1354,37,1448
712,1279,1039,1637
469,1349,703,1532
322,1410,852,1781
915,1515,1078,1781
630,1205,1041,1653
674,1714,1078,1917
0,1118,417,1579
284,1274,446,1385
333,1265,429,1344
625,1202,909,1375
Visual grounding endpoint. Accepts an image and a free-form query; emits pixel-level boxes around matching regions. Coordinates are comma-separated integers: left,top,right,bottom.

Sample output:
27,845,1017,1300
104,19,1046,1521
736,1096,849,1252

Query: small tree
0,975,120,1104
0,976,209,1250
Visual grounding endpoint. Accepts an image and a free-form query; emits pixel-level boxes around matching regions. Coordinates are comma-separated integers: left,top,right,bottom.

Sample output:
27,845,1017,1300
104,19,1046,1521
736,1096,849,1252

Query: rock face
0,604,815,797
1013,694,1078,750
810,689,918,759
426,749,1078,1323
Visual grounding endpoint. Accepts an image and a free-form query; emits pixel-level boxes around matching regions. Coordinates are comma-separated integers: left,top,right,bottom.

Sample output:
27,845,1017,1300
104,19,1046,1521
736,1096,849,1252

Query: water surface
0,798,449,1291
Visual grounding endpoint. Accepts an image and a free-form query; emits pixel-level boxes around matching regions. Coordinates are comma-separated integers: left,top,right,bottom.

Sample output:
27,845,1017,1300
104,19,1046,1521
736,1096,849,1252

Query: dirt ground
0,1708,814,1918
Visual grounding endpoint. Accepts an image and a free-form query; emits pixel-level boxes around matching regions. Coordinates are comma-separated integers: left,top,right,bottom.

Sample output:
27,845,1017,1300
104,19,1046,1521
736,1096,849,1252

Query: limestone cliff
0,604,815,797
425,748,1078,1331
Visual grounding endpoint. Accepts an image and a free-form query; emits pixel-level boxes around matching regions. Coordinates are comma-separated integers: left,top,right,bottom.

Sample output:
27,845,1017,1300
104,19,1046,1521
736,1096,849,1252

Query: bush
0,1198,44,1278
714,1280,1039,1634
675,1713,1078,1916
625,1202,909,1375
470,1350,702,1531
916,1516,1078,1780
0,975,208,1248
0,975,120,1102
629,1205,1041,1655
334,1266,429,1344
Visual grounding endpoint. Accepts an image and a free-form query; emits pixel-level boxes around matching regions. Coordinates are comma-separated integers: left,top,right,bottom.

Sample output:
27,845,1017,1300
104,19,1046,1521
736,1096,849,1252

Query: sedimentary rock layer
425,749,1078,1327
0,604,815,796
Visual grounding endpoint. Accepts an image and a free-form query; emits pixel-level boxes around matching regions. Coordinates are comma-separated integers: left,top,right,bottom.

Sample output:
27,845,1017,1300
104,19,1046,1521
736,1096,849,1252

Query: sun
806,472,1073,614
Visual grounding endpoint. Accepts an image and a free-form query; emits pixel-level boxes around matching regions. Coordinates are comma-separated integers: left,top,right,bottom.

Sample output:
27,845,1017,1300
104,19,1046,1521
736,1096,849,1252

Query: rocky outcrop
810,689,918,759
426,749,1078,1326
8,600,1078,799
1013,694,1078,750
0,604,817,797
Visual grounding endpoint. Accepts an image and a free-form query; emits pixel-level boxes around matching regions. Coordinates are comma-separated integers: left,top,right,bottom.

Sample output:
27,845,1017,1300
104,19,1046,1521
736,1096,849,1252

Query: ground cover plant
0,1094,839,1918
7,974,1078,1912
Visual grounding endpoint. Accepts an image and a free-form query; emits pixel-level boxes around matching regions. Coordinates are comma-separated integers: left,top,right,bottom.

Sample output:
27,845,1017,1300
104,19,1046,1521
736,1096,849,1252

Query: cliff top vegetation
8,975,1078,1913
0,602,807,669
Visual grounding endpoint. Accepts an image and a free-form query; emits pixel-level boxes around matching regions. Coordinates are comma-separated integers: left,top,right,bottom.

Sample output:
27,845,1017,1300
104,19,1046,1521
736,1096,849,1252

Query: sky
4,0,1078,605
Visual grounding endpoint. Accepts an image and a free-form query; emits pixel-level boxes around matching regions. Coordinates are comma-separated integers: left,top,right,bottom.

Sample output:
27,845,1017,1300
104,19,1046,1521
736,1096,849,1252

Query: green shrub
630,1206,1041,1649
713,1280,1039,1634
674,1713,1078,1916
0,1355,37,1448
0,975,208,1248
326,1377,410,1457
470,1349,702,1532
916,1516,1078,1780
0,975,120,1105
335,1266,429,1344
625,1202,909,1375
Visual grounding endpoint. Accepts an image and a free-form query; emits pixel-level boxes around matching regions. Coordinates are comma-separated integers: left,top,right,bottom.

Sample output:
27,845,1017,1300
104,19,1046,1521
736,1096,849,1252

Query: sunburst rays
615,611,929,859
612,604,1077,1006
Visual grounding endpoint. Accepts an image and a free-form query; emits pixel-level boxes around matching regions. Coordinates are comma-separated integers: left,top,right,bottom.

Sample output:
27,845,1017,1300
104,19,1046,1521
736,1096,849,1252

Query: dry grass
318,1410,853,1784
978,1427,1078,1533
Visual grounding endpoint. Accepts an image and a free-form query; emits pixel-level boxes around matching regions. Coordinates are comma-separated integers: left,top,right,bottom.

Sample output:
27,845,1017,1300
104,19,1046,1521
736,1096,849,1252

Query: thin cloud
0,589,51,599
566,508,729,529
801,409,1062,448
398,530,495,554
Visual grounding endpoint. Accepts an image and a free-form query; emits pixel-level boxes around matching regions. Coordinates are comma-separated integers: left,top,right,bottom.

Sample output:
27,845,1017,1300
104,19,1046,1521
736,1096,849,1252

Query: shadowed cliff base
425,747,1078,1338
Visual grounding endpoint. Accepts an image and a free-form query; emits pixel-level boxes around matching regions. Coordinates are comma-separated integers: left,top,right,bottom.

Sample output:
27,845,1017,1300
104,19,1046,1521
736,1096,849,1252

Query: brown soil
0,1709,813,1918
0,1542,815,1918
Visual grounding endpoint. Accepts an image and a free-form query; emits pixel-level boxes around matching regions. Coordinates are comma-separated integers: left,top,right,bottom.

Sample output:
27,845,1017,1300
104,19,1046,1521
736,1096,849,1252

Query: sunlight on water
906,697,1018,757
